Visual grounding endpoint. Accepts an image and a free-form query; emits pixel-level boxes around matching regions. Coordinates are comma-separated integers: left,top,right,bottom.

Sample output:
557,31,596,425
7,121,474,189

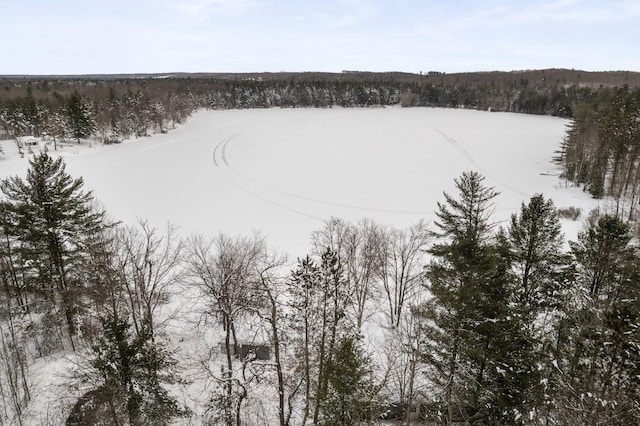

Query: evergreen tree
570,214,633,299
65,91,96,143
320,335,377,426
105,86,123,143
90,311,188,425
313,248,352,424
287,255,321,424
286,248,354,425
419,171,532,424
554,215,640,424
42,110,67,148
503,193,574,357
506,194,568,307
0,153,105,343
499,194,573,421
560,86,640,207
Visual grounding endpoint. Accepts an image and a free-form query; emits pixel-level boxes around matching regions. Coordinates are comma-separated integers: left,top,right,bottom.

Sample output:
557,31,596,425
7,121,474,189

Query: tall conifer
0,153,105,343
420,171,531,424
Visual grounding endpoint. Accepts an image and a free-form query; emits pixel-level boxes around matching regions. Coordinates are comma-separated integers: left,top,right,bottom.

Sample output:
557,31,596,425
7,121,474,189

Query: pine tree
0,153,105,344
90,311,188,425
65,91,96,143
42,110,67,148
554,214,640,424
106,86,123,143
419,171,532,424
506,194,569,309
287,255,321,425
320,335,377,426
499,194,573,421
313,248,352,425
287,248,354,425
570,214,633,299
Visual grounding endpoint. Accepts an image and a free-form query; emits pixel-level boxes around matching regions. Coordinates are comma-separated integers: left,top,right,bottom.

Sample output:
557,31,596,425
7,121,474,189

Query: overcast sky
2,0,639,75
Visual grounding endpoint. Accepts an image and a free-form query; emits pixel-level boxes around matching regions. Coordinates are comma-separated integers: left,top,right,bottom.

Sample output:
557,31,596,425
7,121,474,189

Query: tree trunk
302,297,311,426
312,291,330,425
446,334,460,426
224,313,235,426
270,300,287,426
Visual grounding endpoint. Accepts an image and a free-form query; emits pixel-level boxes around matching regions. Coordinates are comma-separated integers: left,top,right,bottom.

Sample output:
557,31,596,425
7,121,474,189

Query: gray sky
2,0,639,75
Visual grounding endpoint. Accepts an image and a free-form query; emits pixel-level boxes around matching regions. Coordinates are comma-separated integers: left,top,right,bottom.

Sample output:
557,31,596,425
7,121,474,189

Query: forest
2,69,640,148
0,155,638,425
0,70,639,424
557,85,640,211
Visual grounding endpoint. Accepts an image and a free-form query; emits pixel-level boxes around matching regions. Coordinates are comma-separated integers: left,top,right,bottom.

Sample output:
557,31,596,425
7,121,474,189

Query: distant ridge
2,69,640,87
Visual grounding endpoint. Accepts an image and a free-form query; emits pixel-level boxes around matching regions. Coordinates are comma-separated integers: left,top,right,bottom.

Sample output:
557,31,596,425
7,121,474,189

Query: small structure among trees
220,341,271,361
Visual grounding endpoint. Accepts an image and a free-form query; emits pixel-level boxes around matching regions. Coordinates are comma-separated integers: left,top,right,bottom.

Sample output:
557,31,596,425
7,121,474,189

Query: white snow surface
0,106,601,257
0,106,607,424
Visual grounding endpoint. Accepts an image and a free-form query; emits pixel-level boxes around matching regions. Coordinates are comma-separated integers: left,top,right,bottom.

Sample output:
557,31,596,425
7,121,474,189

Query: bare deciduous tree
188,232,268,426
114,220,185,340
254,249,296,426
379,221,430,328
312,217,385,329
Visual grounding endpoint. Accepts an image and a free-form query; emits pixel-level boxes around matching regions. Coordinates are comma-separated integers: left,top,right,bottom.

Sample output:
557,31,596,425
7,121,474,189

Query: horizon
2,67,639,79
2,0,639,75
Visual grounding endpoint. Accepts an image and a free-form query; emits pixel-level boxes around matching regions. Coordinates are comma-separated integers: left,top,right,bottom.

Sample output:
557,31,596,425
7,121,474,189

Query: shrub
556,206,581,220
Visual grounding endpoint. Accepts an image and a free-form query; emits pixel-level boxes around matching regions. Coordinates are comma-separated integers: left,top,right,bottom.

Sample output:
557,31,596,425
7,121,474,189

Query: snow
21,352,87,424
0,106,605,423
0,106,601,258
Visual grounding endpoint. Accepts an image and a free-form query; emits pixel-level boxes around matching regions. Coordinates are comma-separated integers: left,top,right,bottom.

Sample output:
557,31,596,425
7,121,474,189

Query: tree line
5,69,638,147
0,84,196,145
557,85,640,217
1,153,638,425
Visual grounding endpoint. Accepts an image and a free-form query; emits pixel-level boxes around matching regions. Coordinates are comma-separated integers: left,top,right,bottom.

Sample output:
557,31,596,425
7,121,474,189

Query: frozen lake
0,107,600,257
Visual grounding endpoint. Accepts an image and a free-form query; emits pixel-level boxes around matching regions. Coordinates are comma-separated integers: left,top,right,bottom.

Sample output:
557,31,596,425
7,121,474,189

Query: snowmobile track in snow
435,128,529,199
213,132,435,217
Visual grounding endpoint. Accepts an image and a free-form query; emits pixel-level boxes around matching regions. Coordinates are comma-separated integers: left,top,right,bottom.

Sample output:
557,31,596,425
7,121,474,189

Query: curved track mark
212,135,324,221
213,135,237,168
435,129,479,168
435,129,529,198
220,134,434,216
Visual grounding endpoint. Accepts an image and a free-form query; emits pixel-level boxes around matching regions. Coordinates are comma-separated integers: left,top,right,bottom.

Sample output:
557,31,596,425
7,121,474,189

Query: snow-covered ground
0,106,609,424
0,106,603,257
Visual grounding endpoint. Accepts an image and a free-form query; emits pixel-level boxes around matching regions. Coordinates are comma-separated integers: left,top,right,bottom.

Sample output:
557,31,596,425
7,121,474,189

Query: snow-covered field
0,106,601,256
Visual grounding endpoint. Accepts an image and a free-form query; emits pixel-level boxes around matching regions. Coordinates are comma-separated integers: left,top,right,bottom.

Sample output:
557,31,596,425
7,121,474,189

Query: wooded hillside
2,69,640,146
